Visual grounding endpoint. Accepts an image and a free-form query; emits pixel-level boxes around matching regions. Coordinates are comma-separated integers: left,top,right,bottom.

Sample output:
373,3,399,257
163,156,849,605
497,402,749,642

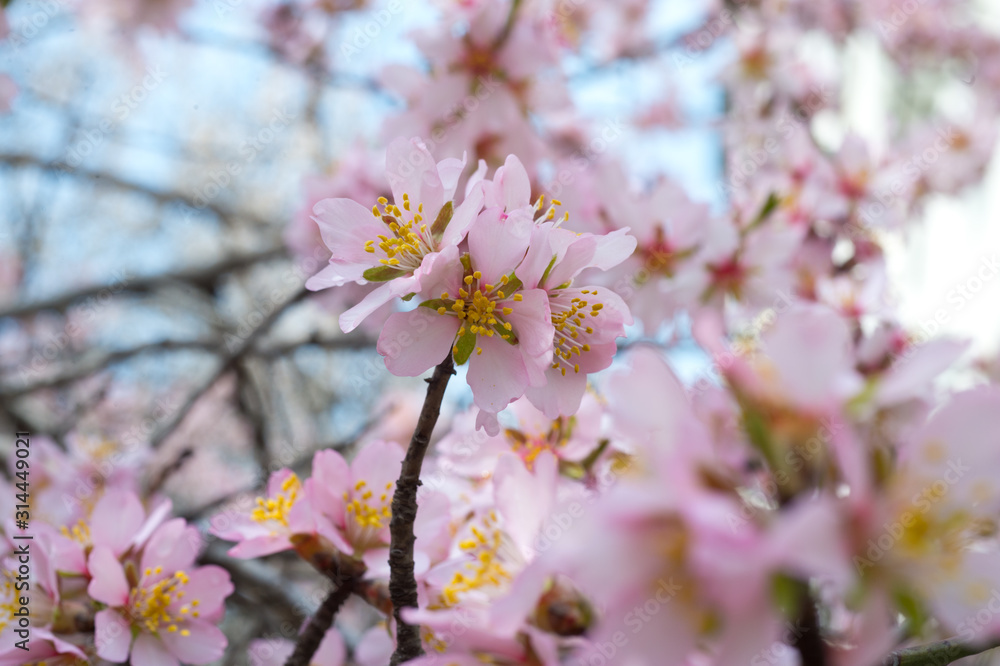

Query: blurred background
2,0,1000,661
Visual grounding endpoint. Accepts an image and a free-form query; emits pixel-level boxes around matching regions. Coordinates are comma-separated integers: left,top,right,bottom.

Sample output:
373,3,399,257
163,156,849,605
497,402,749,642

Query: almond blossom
306,136,486,332
88,518,233,665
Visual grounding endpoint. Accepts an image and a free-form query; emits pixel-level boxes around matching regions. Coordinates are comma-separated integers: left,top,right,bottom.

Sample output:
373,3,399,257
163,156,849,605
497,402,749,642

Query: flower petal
87,546,130,607
379,309,460,377
94,609,132,663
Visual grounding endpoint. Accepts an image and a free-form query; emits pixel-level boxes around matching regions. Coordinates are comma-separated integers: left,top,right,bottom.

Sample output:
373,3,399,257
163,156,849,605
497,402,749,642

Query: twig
492,0,523,51
284,579,356,666
0,246,286,319
148,286,309,450
0,152,272,228
388,354,456,665
882,637,1000,666
0,339,217,397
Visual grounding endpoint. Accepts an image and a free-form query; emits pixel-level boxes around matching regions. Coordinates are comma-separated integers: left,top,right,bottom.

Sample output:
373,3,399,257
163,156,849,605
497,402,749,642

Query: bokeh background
2,0,1000,662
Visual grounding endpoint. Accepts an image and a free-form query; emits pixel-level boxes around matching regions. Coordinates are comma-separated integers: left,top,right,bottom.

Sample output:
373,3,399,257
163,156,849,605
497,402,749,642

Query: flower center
131,569,201,635
343,479,393,531
550,289,602,376
59,519,92,547
443,512,512,607
251,473,301,527
365,193,433,271
436,272,520,355
0,574,18,634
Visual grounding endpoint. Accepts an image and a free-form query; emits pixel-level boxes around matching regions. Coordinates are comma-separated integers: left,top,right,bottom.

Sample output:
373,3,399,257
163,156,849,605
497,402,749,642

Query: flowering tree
2,1,1000,665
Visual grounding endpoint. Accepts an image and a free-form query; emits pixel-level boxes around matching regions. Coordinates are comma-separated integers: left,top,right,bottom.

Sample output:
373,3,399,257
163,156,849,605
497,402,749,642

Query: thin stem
388,354,456,665
284,579,356,666
882,637,1000,666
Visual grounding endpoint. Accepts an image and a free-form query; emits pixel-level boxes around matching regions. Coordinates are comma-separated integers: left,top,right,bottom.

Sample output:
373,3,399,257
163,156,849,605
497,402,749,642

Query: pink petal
311,450,349,523
378,309,460,376
93,608,132,662
442,179,486,247
469,207,532,284
493,154,531,211
494,451,557,556
87,546,130,607
131,498,173,552
339,279,410,334
525,367,587,419
227,535,293,559
503,288,554,360
160,622,228,665
91,489,145,556
314,628,346,666
351,439,405,497
311,198,386,267
141,519,200,575
436,153,467,201
132,632,181,666
386,137,444,216
467,335,530,415
181,566,234,617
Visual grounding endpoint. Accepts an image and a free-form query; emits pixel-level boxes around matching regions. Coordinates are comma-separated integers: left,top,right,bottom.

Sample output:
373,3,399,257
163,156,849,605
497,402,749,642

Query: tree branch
148,285,309,450
284,579,356,666
0,246,286,319
882,637,1000,666
389,354,456,665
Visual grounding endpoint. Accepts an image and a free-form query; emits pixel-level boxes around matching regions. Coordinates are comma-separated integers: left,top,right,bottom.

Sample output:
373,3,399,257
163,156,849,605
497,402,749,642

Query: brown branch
389,354,456,665
0,339,217,397
284,579,356,666
0,246,287,319
882,637,1000,666
148,286,309,450
0,152,273,228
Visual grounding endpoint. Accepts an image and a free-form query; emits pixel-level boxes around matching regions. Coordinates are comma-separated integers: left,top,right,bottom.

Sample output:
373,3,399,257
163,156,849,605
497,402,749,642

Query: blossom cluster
3,0,1000,664
0,438,233,665
305,136,636,434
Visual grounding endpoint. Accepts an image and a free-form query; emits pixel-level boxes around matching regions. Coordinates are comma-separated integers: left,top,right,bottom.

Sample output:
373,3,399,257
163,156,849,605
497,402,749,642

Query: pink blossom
211,468,314,559
88,518,232,665
306,137,485,333
377,208,554,434
310,440,405,558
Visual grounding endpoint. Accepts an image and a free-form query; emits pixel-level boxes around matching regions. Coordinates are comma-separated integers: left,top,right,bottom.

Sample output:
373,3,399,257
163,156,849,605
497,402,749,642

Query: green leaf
430,201,454,240
452,330,477,365
363,266,407,282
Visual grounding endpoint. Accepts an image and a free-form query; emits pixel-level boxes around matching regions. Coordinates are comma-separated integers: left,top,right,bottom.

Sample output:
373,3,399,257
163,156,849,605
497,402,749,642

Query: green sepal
431,201,454,240
401,292,417,302
363,266,407,282
452,330,477,365
493,323,518,344
419,298,449,311
504,273,523,294
537,255,558,288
